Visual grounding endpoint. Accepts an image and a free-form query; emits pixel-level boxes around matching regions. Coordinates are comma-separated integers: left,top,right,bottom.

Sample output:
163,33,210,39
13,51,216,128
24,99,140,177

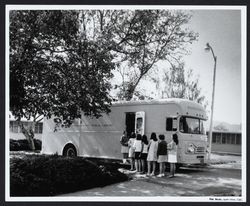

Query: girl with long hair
168,133,179,177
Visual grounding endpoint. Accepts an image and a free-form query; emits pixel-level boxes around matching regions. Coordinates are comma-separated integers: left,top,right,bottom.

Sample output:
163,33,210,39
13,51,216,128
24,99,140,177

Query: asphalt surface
61,166,242,197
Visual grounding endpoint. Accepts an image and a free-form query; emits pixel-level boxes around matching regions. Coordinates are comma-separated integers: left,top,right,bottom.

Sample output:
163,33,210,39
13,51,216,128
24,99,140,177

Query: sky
184,9,243,125
135,9,244,125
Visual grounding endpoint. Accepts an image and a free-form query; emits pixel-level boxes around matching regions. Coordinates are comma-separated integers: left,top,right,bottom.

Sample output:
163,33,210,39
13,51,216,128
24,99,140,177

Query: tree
213,124,228,131
10,10,115,150
9,9,198,149
57,10,198,101
151,63,207,107
109,10,198,100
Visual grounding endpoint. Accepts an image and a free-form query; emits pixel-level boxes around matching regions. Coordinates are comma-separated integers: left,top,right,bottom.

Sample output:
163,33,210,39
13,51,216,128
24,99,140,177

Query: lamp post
205,43,217,161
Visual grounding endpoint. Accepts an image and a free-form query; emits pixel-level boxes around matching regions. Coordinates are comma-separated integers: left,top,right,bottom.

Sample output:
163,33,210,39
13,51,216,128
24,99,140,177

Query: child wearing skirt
128,132,136,171
133,134,143,173
168,133,178,178
147,132,158,176
140,134,149,174
120,131,129,164
157,134,168,177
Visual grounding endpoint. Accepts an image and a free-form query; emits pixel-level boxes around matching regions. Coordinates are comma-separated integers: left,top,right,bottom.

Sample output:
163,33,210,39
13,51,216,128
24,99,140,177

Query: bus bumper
179,153,208,164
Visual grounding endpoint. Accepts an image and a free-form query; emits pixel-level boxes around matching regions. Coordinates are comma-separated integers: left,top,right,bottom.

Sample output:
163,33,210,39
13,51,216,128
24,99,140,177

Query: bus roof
112,98,207,120
112,98,201,107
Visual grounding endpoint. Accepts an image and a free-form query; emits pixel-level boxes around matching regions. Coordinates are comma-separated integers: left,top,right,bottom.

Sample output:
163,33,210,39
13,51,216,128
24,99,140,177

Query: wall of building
10,133,42,140
212,143,241,154
208,131,241,155
9,121,43,140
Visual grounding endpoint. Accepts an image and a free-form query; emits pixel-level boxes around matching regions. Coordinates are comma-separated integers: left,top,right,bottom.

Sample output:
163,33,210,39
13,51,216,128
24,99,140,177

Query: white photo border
5,4,247,202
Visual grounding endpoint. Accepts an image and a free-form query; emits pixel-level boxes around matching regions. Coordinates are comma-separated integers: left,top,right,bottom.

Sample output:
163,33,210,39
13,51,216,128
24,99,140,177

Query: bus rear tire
63,144,77,157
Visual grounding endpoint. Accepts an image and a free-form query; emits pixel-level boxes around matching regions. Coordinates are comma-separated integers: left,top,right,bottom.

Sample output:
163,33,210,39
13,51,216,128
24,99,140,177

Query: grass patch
10,139,42,151
10,154,129,196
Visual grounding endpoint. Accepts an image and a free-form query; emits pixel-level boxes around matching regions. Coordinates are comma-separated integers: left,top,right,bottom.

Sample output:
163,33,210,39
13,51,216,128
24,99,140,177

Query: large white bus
41,98,208,164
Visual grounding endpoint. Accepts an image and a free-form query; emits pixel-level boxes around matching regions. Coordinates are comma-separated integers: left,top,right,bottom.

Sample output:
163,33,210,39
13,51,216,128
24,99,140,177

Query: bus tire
63,144,77,157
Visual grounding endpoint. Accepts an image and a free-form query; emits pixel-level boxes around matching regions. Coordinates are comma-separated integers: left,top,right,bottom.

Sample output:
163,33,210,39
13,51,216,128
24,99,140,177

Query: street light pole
205,43,217,161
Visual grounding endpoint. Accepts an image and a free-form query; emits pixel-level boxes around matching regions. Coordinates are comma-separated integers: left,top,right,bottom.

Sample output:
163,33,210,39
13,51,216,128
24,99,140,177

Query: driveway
60,166,242,197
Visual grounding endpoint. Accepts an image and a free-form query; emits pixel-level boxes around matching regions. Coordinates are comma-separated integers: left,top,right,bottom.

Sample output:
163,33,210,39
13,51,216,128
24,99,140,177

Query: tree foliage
10,10,115,149
109,10,198,100
151,63,207,107
10,10,114,123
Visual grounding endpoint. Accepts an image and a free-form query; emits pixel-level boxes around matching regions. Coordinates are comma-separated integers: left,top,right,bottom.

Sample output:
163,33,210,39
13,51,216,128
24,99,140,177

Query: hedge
10,139,42,151
10,154,129,196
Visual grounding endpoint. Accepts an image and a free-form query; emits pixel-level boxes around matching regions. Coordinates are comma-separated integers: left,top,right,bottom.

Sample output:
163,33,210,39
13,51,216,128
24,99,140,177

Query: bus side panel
41,118,80,155
79,132,122,159
79,109,125,159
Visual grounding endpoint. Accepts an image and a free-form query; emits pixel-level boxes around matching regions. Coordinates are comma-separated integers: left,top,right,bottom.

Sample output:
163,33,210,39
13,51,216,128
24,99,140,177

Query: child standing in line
120,131,129,164
133,134,143,173
168,133,178,178
157,134,168,177
147,132,158,176
128,132,136,171
140,134,149,174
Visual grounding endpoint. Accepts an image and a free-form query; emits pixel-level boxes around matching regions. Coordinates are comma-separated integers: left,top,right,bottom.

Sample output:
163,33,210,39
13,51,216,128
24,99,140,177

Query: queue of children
120,131,179,178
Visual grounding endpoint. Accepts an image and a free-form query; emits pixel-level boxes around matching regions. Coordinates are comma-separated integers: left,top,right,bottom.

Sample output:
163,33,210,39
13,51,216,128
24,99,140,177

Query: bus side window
136,117,143,133
166,118,177,131
179,117,184,132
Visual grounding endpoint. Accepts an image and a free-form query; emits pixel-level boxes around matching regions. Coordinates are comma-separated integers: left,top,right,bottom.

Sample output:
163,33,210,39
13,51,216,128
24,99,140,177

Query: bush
10,139,42,151
10,154,129,196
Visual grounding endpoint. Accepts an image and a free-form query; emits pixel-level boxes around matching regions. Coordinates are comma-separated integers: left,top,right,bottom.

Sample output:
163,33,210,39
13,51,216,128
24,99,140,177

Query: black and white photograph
5,5,246,202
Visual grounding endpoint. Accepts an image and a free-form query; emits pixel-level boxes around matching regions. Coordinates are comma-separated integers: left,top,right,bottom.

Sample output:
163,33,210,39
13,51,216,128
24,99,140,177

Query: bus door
125,112,135,137
135,111,145,135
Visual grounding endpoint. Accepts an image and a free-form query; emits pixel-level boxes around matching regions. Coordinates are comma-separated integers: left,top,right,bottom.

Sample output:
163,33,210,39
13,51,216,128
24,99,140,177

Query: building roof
205,121,241,133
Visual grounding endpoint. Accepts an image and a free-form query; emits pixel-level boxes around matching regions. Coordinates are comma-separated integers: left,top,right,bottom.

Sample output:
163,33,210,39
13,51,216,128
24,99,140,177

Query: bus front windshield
179,116,205,135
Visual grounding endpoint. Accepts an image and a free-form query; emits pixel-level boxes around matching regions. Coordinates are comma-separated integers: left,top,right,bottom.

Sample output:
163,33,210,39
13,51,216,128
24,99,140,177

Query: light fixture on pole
205,42,217,161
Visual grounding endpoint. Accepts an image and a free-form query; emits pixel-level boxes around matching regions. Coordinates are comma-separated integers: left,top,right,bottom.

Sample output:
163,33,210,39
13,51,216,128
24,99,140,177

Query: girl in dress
120,131,129,164
147,132,158,176
168,133,178,178
128,132,136,171
140,134,149,174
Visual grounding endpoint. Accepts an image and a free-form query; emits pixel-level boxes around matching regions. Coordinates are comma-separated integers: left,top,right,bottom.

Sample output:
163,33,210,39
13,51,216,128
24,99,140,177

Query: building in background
207,121,241,155
9,114,43,140
210,131,241,154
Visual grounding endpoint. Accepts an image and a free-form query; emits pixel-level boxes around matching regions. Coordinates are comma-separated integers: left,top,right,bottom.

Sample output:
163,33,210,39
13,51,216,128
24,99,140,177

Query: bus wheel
63,144,77,157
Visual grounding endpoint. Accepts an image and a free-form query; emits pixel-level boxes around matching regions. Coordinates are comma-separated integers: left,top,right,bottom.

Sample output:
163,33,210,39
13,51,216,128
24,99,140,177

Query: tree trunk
125,76,143,101
125,83,136,101
18,121,36,151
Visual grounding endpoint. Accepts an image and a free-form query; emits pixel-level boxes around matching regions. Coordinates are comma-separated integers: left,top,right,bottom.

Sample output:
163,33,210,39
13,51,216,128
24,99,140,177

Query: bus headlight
187,144,195,153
